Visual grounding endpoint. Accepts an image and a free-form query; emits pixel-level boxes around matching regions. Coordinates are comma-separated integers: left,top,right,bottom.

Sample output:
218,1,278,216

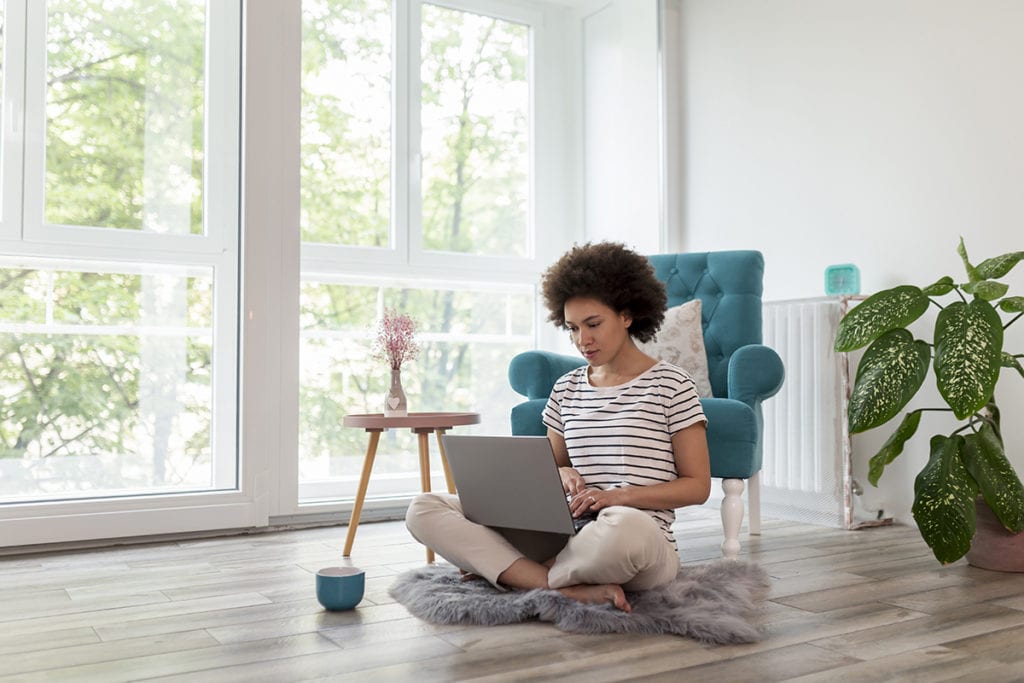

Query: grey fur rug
388,560,770,645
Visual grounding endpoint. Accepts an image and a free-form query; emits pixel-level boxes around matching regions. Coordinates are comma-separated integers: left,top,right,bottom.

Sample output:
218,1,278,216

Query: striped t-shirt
541,360,707,546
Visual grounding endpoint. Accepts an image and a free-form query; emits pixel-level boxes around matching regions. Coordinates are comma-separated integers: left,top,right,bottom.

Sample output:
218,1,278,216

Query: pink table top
342,412,481,430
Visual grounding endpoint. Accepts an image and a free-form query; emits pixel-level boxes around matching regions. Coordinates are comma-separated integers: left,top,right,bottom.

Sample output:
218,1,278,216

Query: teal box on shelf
825,264,860,296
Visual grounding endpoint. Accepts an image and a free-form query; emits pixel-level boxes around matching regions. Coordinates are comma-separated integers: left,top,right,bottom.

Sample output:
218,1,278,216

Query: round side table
341,411,480,563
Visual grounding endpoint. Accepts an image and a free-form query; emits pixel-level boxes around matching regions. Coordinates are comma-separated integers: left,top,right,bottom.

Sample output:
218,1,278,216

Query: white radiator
760,298,854,528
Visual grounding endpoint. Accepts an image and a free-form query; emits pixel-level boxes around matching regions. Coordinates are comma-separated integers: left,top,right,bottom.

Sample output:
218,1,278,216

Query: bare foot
558,583,632,612
459,569,483,582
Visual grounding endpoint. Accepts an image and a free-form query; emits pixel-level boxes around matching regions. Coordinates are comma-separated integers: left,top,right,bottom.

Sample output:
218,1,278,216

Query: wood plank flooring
2,508,1024,682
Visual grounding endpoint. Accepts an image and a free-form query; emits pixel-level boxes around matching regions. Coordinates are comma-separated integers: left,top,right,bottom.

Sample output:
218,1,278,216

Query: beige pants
405,492,680,591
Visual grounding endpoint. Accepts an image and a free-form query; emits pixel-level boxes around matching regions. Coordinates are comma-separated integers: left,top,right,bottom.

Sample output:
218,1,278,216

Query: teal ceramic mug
316,566,365,611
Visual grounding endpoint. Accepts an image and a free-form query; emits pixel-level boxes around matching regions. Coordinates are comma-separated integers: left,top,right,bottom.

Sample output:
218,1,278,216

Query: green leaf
976,251,1024,280
998,296,1024,313
912,435,978,564
867,411,922,486
958,237,981,282
921,276,955,297
849,329,931,433
834,286,929,352
962,279,1009,301
962,422,1024,533
934,299,1004,419
1002,352,1024,379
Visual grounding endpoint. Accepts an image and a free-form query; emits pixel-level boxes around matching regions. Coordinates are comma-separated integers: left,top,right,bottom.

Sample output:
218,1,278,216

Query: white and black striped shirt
542,361,707,545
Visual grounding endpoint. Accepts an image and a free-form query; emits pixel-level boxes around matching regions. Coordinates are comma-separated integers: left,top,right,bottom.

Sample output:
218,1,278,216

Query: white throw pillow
637,299,713,398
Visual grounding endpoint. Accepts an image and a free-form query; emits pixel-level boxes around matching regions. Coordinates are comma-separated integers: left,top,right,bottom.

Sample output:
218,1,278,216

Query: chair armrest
508,351,585,400
727,344,785,408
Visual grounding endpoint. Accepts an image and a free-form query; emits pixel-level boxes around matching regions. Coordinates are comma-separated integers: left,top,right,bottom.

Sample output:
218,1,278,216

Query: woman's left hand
568,487,625,516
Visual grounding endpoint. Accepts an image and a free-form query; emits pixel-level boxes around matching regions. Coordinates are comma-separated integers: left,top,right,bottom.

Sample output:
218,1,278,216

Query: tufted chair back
647,251,765,399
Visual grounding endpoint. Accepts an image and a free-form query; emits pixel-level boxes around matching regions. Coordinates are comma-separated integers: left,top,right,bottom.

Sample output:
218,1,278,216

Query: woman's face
563,297,633,366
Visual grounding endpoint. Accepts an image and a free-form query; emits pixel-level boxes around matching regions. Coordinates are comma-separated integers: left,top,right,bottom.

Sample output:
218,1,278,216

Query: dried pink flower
372,308,420,370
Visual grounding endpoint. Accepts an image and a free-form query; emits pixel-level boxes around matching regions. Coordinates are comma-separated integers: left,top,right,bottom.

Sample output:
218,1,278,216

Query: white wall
675,0,1024,523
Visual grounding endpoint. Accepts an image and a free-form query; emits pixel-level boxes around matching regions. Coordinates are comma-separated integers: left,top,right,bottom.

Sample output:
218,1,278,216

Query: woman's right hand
559,466,586,495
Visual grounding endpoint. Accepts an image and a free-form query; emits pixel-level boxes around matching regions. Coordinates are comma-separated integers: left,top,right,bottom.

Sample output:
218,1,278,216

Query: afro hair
541,242,667,343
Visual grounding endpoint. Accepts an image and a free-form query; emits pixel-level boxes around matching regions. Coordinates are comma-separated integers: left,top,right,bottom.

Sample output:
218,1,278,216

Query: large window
298,0,541,502
0,262,222,501
0,2,240,514
0,1,572,547
419,3,530,257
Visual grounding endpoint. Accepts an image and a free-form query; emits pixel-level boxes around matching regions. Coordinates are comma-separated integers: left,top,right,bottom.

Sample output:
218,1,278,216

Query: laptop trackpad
497,527,570,564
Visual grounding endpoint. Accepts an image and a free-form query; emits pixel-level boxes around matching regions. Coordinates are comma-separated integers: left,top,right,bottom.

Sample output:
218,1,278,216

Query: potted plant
834,239,1024,565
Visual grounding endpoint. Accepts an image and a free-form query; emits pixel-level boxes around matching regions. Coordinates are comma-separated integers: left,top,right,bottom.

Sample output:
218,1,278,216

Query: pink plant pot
966,497,1024,573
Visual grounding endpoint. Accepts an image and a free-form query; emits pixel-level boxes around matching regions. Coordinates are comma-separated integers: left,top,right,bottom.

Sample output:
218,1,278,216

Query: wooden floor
3,509,1024,682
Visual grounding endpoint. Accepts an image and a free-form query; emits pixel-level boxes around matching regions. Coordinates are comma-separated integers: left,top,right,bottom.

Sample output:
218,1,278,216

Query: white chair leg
721,478,745,559
748,471,761,536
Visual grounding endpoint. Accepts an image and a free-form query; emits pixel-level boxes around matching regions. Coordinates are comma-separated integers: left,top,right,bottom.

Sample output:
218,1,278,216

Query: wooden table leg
435,429,457,494
415,430,435,563
343,429,381,557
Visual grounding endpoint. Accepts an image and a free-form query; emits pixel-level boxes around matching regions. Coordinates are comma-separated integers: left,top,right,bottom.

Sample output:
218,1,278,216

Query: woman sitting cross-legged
406,241,711,612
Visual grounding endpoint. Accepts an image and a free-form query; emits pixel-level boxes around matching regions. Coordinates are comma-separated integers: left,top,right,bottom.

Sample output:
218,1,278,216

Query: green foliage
294,2,534,476
933,299,1003,419
45,0,207,233
867,411,921,486
962,422,1024,533
848,330,929,433
912,435,978,564
833,286,929,352
1,266,214,496
835,239,1024,564
300,0,391,246
418,5,528,257
3,1,534,499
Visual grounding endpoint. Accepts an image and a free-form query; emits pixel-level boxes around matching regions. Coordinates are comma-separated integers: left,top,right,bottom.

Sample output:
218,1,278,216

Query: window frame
290,0,563,514
0,0,250,548
0,1,27,241
299,0,547,276
0,0,580,546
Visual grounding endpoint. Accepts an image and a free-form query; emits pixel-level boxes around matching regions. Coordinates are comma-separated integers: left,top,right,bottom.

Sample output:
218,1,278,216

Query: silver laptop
441,434,592,536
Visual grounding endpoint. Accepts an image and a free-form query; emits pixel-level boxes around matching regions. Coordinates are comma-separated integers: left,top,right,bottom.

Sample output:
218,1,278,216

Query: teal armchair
508,250,784,558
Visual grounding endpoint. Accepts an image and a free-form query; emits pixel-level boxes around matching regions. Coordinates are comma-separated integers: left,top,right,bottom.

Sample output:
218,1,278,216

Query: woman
406,242,710,611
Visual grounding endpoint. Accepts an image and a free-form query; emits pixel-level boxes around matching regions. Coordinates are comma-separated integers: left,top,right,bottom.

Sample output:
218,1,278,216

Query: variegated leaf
912,435,977,565
867,411,922,486
962,279,1009,301
921,276,955,297
958,237,981,282
962,422,1024,533
934,299,1003,420
849,329,930,433
976,251,1024,280
999,296,1024,313
1002,352,1024,379
834,286,929,352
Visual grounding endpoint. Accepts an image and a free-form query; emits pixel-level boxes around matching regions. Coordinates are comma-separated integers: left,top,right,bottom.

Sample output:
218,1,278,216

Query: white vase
383,367,408,417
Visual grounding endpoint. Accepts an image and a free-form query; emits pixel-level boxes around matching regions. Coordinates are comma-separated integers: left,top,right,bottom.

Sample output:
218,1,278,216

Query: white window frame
0,0,583,545
299,0,551,278
0,1,27,240
0,0,252,547
286,0,573,519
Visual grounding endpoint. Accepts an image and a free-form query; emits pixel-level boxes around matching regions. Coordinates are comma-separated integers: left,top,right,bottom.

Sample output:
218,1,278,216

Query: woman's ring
589,496,595,503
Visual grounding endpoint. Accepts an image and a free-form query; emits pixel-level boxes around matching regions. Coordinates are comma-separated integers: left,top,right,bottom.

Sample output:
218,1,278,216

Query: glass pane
420,5,530,257
0,263,222,501
301,0,391,246
298,279,533,502
44,1,207,234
